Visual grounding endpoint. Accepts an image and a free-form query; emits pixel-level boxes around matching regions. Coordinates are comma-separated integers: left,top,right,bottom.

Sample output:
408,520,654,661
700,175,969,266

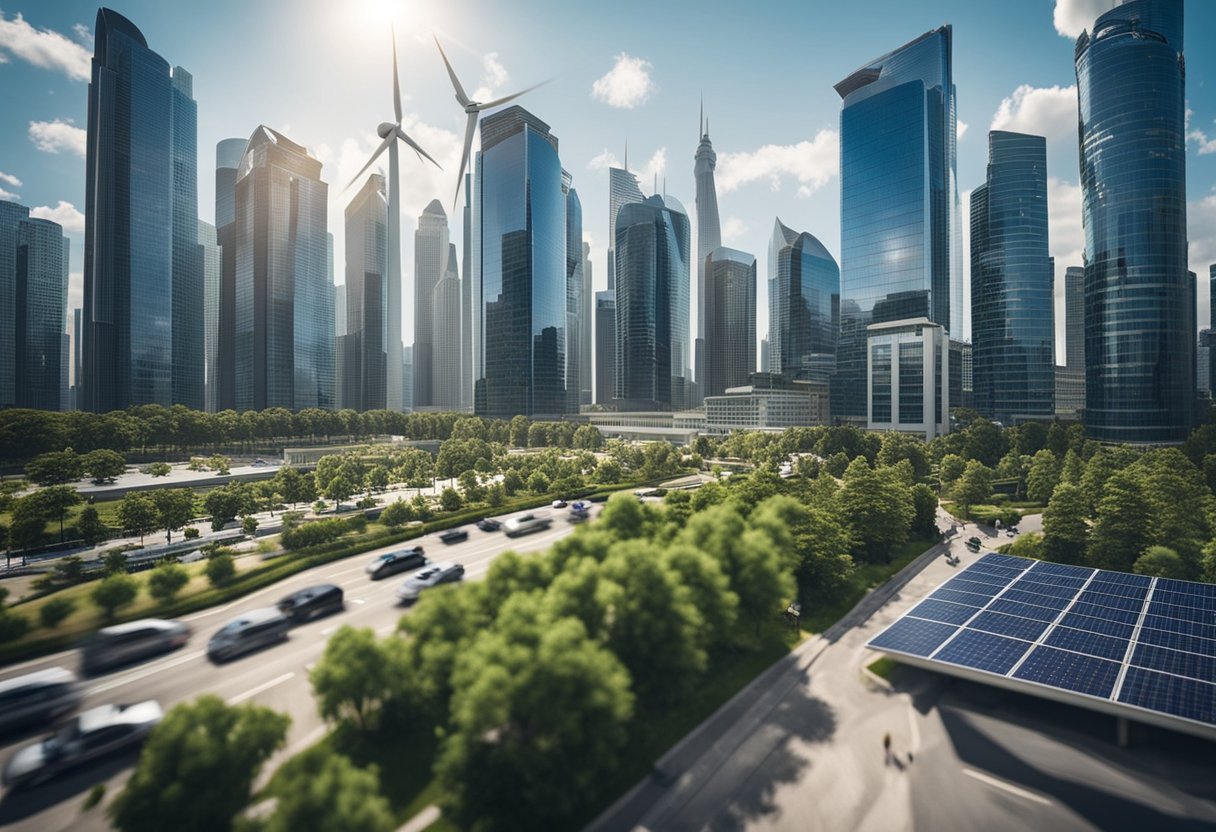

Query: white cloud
990,84,1077,141
0,186,19,201
587,149,620,171
638,147,666,193
722,216,747,243
67,271,82,316
957,120,969,141
1191,190,1216,284
29,119,86,156
0,12,90,80
31,200,85,235
471,52,508,103
1048,176,1085,278
591,53,656,109
0,170,21,188
1053,0,1119,38
716,129,839,195
1185,109,1216,155
72,23,93,47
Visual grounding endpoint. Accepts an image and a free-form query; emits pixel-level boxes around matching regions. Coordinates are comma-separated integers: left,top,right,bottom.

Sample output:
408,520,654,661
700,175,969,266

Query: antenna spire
700,96,704,140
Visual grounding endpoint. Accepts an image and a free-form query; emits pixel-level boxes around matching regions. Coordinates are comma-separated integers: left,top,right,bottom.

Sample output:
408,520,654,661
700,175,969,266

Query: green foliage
24,485,82,542
1133,546,1187,579
502,469,525,495
598,492,653,540
183,526,200,540
205,553,236,588
108,695,289,832
241,515,258,536
82,449,126,483
458,469,485,503
952,460,994,516
379,500,413,528
1004,531,1045,559
103,549,129,575
439,487,463,513
39,596,76,629
0,610,29,643
83,783,106,811
1025,449,1061,505
25,449,83,486
91,573,139,621
1042,482,1089,565
486,482,506,507
962,419,1007,467
1087,469,1151,572
117,492,159,544
753,495,854,607
205,485,253,532
262,749,394,832
148,562,190,605
526,470,550,494
410,493,432,521
938,453,965,488
281,516,361,551
153,489,197,544
573,423,604,449
593,459,622,484
877,433,930,481
835,462,914,561
909,483,939,540
310,626,411,731
272,466,316,507
147,462,172,478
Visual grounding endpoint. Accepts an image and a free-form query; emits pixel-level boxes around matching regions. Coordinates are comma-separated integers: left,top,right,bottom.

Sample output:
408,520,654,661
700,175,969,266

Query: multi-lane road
0,504,597,832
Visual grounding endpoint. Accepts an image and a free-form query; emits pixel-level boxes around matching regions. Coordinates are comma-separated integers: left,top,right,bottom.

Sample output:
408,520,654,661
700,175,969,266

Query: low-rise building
866,318,949,440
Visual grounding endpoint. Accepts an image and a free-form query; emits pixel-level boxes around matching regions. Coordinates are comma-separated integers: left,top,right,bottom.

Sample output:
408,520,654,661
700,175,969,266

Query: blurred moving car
365,547,427,580
503,513,552,538
476,518,502,532
551,499,567,509
396,561,465,604
207,608,290,662
568,500,591,521
439,528,469,544
80,619,191,675
966,536,982,552
2,700,163,789
277,584,344,624
0,668,82,735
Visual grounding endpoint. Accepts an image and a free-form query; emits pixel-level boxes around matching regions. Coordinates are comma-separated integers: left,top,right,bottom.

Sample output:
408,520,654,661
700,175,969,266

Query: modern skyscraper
1076,0,1190,443
432,243,462,409
214,137,246,413
402,344,413,412
613,194,691,410
834,25,960,422
0,199,26,408
461,172,474,410
1056,265,1085,418
703,247,756,398
199,220,220,412
344,174,389,412
335,284,347,337
565,175,584,414
768,218,839,385
760,338,771,375
970,131,1054,424
694,109,722,406
607,164,645,291
473,106,568,418
580,240,593,405
595,290,616,406
234,126,333,411
72,307,81,410
82,8,200,412
414,199,449,409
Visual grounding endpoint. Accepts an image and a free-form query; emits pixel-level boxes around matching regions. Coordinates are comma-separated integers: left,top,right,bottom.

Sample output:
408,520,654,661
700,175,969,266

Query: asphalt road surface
0,503,598,832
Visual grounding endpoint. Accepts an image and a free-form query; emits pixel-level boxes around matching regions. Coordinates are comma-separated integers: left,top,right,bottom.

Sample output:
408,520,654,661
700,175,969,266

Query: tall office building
595,290,616,406
72,307,82,409
834,25,960,422
234,126,333,411
344,174,389,412
414,199,450,409
703,247,756,398
473,106,568,418
461,172,474,410
565,176,584,414
214,137,246,412
1076,0,1190,443
608,165,645,291
768,218,839,385
613,194,691,410
82,8,201,412
970,131,1054,423
432,243,462,409
580,241,593,405
402,345,413,412
199,220,220,412
1056,266,1085,418
760,338,771,376
694,111,722,405
335,284,346,337
0,200,25,408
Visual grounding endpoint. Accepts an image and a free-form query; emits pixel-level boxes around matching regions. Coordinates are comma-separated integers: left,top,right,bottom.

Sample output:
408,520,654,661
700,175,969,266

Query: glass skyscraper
768,218,839,386
607,166,645,292
82,8,199,413
214,137,246,413
234,126,333,412
344,174,389,412
473,106,568,418
1056,265,1086,418
694,115,722,405
595,290,616,406
565,176,584,414
580,241,593,406
834,25,960,422
414,199,450,409
432,244,462,410
1076,0,1190,443
704,247,756,399
970,130,1054,424
199,220,220,412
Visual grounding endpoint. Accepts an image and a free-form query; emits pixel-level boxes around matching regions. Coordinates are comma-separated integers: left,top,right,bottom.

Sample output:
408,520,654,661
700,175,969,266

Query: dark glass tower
169,68,203,411
768,218,839,385
564,176,584,414
834,25,960,421
704,246,756,398
970,131,1054,423
344,174,389,411
414,199,449,409
473,106,567,418
595,290,616,405
214,137,246,412
1076,0,1190,443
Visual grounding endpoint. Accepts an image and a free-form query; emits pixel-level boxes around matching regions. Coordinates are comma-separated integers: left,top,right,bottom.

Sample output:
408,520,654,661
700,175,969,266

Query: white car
396,561,465,604
503,513,552,538
2,700,163,789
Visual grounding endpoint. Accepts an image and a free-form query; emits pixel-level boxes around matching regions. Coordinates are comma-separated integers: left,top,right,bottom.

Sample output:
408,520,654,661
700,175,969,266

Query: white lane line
85,650,207,696
376,624,396,636
961,768,1052,805
321,626,337,636
227,671,296,705
284,723,328,757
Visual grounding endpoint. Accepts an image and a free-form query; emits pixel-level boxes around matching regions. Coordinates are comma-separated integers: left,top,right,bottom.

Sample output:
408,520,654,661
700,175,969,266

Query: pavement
0,502,598,832
589,511,1216,832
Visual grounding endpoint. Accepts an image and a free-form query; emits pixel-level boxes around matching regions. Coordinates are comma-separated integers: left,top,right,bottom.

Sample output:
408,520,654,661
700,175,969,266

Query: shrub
242,515,259,536
280,516,362,551
184,527,200,540
83,783,106,811
147,462,172,478
149,562,190,605
205,553,236,587
379,500,413,528
40,597,76,629
91,573,139,621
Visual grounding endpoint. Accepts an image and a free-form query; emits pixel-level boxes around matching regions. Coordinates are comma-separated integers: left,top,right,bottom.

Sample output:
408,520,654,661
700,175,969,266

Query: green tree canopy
76,505,110,546
310,626,410,731
1042,482,1089,565
1133,545,1187,579
1026,449,1062,505
1087,469,1151,572
154,489,197,544
148,561,189,605
952,460,994,517
117,492,159,545
262,749,394,832
82,449,126,483
91,573,138,621
25,449,83,486
836,464,914,561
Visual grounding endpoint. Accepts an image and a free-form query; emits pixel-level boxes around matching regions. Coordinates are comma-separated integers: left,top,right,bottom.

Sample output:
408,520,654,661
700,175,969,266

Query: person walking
883,732,891,764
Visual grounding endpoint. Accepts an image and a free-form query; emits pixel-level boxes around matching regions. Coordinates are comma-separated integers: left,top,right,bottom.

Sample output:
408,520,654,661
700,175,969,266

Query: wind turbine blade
392,26,402,123
345,132,394,191
476,79,551,111
395,127,442,169
433,34,471,107
453,112,477,209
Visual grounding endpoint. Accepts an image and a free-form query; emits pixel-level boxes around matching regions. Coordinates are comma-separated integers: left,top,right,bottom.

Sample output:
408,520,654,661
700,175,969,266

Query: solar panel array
867,553,1216,732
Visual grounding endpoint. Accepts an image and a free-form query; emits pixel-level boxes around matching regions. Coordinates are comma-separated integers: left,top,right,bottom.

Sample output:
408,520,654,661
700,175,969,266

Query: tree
909,483,940,540
1042,482,1089,565
485,481,505,507
526,470,550,494
952,460,994,517
962,419,1007,467
379,499,413,528
77,505,110,546
205,552,236,587
108,695,289,832
1025,449,1061,505
409,493,432,521
593,459,622,484
938,453,965,490
91,573,138,621
458,469,485,503
204,486,250,532
154,489,197,544
754,496,854,607
324,474,356,510
39,596,75,629
25,449,82,486
1087,469,1151,572
242,515,258,536
1060,449,1084,486
502,469,525,495
148,562,190,605
82,449,126,483
572,423,603,450
272,466,315,508
439,487,463,513
263,749,394,832
309,626,409,731
117,492,159,545
208,454,230,475
148,462,172,478
835,463,915,561
877,433,930,481
1133,545,1187,579
31,485,81,542
103,550,130,575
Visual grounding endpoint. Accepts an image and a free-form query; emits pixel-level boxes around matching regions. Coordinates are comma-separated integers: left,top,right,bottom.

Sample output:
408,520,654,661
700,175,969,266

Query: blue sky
2,0,1215,366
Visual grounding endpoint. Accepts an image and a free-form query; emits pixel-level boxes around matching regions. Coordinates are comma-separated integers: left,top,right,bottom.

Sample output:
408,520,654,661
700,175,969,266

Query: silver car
2,700,163,789
0,668,83,735
81,618,191,675
207,608,290,662
396,561,465,604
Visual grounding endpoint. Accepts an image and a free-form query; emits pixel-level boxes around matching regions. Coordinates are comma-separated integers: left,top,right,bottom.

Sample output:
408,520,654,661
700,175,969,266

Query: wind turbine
346,28,441,413
433,34,547,208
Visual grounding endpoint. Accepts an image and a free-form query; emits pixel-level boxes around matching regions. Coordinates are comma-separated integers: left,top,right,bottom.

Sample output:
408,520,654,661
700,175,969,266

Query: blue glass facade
704,247,756,398
834,26,960,422
565,179,584,414
14,219,68,411
474,106,568,418
170,68,203,411
1076,0,1191,443
970,131,1054,423
0,200,27,408
344,174,388,411
768,218,839,385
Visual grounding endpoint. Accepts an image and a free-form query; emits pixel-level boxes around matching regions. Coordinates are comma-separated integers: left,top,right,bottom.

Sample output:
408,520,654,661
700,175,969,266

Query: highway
0,503,597,832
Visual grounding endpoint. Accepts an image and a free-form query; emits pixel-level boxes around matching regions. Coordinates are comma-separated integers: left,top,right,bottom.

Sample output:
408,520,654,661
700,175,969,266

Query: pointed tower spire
700,96,704,140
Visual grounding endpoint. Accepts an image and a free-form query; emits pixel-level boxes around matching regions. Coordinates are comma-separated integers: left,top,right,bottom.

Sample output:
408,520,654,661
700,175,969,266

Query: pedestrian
883,732,891,763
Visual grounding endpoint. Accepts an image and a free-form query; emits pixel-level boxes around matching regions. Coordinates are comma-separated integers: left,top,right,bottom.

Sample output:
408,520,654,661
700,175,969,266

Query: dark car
0,669,83,735
207,608,290,663
277,584,344,624
439,528,469,544
476,518,502,532
966,536,982,552
365,547,427,580
80,618,191,675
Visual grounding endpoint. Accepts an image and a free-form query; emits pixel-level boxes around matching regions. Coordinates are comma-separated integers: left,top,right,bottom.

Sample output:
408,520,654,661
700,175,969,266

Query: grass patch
866,656,899,681
800,536,936,634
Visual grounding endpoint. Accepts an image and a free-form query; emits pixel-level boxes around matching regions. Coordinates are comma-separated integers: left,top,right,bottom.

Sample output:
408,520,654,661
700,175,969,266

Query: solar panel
866,553,1216,739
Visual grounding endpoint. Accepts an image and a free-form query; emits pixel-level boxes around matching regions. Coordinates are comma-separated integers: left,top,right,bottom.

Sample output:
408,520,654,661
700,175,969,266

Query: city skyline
4,0,1216,376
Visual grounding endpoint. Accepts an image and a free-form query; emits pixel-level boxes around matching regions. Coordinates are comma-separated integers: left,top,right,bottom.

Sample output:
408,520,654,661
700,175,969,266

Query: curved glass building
1076,0,1190,443
565,176,584,414
970,131,1054,424
704,246,756,398
474,106,567,418
768,218,839,385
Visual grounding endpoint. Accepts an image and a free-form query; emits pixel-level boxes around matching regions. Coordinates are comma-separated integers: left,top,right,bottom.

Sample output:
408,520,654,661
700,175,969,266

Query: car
2,700,163,790
207,608,290,663
476,518,502,532
252,458,268,467
568,500,591,521
503,513,552,538
967,536,983,547
80,618,191,675
0,668,83,735
439,528,469,544
551,498,567,509
365,547,427,580
277,584,344,624
396,561,465,604
1005,530,1017,538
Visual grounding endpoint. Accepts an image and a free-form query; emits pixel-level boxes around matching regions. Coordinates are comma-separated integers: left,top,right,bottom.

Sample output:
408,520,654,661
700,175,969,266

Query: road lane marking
321,626,337,636
228,672,296,705
85,650,207,696
961,768,1052,805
